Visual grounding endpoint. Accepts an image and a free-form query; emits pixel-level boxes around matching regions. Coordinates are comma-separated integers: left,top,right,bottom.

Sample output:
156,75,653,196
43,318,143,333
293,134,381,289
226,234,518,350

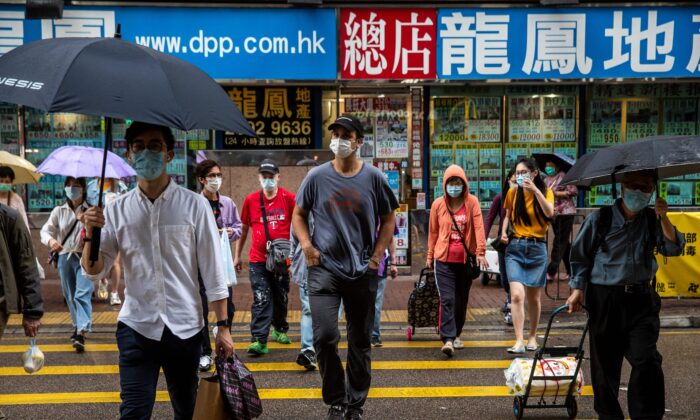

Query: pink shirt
545,172,578,216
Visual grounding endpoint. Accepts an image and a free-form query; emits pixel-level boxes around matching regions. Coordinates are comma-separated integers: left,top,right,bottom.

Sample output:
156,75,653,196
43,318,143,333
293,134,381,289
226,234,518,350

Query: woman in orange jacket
426,165,488,357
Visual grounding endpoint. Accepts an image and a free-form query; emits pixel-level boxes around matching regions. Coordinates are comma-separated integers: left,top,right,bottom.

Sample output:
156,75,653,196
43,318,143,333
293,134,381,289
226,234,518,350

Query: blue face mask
131,150,165,181
446,185,463,198
515,173,530,187
622,188,652,213
64,186,82,201
260,178,277,191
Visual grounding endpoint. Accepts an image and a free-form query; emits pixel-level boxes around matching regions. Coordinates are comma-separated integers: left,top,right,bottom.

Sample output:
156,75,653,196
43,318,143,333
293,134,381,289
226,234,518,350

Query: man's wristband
216,320,231,328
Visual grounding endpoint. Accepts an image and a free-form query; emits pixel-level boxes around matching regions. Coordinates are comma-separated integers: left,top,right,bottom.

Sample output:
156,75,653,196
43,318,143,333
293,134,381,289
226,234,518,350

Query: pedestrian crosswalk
0,317,598,419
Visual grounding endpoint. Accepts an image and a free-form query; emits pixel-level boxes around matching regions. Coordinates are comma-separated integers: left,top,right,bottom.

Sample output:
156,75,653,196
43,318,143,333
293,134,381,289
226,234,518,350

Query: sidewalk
34,273,700,330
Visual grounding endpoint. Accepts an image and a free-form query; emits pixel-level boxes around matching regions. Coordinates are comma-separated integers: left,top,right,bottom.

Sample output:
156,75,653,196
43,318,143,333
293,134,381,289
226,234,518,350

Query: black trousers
249,263,290,344
547,214,574,276
308,264,378,409
434,261,473,343
116,322,202,420
200,286,235,356
586,284,664,420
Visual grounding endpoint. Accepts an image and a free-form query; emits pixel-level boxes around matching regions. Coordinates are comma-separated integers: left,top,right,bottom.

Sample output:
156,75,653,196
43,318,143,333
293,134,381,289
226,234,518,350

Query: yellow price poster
655,212,700,297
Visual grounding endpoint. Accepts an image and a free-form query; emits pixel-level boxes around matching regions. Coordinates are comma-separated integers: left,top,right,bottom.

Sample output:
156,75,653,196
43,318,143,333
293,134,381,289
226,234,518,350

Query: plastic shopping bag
504,357,584,397
22,339,45,374
220,231,237,287
217,355,263,419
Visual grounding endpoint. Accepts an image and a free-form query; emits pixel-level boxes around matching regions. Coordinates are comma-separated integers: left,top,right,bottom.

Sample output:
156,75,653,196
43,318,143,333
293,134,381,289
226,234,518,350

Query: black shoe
73,334,85,353
327,405,346,420
296,350,318,371
70,328,78,343
371,337,383,348
345,408,363,420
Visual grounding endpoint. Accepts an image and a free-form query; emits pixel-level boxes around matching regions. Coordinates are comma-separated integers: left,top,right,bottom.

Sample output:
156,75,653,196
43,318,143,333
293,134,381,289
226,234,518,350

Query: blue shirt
569,200,685,290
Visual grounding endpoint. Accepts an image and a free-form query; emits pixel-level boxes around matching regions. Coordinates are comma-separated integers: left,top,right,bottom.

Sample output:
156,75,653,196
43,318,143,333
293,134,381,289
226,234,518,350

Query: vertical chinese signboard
411,88,423,191
223,87,316,149
341,9,437,79
656,214,700,297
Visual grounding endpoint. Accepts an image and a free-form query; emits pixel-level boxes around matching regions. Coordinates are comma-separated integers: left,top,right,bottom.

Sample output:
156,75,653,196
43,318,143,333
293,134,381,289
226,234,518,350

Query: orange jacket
427,165,487,262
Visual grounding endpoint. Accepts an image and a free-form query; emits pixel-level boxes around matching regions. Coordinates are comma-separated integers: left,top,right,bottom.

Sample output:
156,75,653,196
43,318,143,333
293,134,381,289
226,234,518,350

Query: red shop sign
341,9,437,80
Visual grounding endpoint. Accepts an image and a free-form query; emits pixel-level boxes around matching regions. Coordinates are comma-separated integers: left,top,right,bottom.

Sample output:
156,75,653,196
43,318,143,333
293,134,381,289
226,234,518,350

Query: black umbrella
0,34,255,262
562,136,700,192
532,152,575,173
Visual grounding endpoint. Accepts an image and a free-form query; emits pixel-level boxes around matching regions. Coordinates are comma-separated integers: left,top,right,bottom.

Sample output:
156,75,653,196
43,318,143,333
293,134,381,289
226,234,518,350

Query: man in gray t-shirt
293,115,398,420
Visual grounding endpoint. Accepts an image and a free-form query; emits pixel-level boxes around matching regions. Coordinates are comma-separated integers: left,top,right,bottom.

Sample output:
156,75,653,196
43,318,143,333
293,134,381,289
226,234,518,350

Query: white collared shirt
82,181,228,341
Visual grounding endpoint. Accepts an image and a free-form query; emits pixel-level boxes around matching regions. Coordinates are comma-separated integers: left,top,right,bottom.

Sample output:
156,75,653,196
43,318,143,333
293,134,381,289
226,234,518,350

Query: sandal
507,345,526,354
526,344,539,351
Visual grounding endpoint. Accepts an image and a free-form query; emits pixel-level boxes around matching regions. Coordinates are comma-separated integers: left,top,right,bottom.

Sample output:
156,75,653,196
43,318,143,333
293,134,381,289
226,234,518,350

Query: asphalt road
1,326,698,420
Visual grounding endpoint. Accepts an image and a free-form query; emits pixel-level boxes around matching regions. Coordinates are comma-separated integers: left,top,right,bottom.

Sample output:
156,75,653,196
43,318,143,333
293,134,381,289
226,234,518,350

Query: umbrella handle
89,226,102,264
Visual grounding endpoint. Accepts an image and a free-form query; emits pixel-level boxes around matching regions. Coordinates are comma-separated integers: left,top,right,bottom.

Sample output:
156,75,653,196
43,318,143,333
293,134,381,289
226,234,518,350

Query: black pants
586,284,664,420
200,286,235,356
116,322,202,420
435,261,473,343
249,263,289,344
308,264,378,409
547,215,574,276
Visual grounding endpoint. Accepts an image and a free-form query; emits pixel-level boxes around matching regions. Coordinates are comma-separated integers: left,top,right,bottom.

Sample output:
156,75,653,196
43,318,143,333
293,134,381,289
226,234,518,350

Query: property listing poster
528,142,553,156
479,143,501,178
660,181,694,206
589,100,622,146
455,144,478,181
394,204,410,252
375,97,409,159
432,97,466,143
0,105,19,155
505,144,530,173
508,97,542,142
554,142,577,162
626,100,659,141
542,96,576,142
479,177,501,209
430,143,453,177
467,97,501,143
663,99,697,136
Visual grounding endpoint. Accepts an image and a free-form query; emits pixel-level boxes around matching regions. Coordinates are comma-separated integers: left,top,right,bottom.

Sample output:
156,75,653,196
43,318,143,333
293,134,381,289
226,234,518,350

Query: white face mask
205,177,222,193
330,137,354,159
260,178,277,192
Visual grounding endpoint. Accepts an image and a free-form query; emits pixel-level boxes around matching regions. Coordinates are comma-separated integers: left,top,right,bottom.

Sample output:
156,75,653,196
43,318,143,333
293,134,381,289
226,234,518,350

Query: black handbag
259,192,291,275
447,203,481,280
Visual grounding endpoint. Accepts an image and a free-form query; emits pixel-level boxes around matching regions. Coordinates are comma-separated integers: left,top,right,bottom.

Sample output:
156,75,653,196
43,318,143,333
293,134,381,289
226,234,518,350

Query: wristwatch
215,320,231,328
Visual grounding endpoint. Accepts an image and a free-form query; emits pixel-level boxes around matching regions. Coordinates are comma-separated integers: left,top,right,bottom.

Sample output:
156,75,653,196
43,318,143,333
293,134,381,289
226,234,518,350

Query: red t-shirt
446,205,467,264
240,187,296,263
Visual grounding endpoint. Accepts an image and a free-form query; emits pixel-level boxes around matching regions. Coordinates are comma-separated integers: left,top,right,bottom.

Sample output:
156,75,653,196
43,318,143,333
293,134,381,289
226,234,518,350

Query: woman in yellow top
500,158,554,354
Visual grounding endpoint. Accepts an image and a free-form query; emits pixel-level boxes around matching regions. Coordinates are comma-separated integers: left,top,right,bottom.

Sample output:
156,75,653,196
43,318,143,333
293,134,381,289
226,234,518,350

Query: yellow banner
656,212,700,298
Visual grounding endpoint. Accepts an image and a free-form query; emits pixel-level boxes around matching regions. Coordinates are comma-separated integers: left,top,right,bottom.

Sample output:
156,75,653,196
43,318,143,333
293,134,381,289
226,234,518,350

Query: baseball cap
258,159,279,175
328,114,364,139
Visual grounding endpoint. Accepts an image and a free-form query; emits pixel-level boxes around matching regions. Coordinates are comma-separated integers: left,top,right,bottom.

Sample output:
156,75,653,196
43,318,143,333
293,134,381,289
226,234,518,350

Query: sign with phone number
223,86,316,149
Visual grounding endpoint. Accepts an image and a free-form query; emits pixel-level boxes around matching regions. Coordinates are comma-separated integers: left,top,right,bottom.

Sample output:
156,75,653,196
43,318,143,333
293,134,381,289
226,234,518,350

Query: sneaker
73,334,86,353
453,338,465,349
247,341,269,355
441,341,455,357
109,292,122,306
370,337,383,348
272,330,292,344
97,279,109,300
70,328,78,344
504,312,513,326
296,350,318,371
326,405,346,420
199,355,212,372
212,326,218,337
345,408,363,420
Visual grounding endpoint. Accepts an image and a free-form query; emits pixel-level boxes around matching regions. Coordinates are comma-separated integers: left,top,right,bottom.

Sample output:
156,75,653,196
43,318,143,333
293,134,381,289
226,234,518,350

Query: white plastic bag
504,357,583,397
22,338,45,374
220,231,237,287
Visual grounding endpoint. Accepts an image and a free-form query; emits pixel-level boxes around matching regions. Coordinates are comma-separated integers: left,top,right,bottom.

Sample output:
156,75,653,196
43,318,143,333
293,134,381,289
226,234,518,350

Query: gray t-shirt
297,162,399,281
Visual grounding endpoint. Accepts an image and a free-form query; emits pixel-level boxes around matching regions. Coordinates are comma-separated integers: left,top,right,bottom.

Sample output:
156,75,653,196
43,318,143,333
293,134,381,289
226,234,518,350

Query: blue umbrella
0,30,255,262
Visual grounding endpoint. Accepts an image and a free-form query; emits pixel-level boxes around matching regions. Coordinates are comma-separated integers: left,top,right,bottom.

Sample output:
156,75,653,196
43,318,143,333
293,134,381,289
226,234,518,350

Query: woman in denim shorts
500,158,554,354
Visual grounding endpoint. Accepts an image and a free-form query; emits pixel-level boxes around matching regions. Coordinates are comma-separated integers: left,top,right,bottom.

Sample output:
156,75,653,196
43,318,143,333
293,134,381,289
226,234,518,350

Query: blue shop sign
0,6,337,80
438,7,700,80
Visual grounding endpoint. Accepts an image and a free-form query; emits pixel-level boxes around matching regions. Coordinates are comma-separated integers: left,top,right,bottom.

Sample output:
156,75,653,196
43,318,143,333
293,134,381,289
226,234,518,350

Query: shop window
0,104,19,155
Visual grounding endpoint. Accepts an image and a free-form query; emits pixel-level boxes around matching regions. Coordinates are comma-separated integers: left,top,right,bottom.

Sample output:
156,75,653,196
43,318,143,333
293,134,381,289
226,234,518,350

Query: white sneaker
441,341,455,357
453,338,465,349
212,326,218,337
199,355,212,372
109,292,121,306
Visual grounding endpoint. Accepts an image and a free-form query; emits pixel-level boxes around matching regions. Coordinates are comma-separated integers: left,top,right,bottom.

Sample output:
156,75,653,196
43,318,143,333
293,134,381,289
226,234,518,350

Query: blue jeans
57,253,93,332
299,285,314,353
372,276,388,339
116,322,201,420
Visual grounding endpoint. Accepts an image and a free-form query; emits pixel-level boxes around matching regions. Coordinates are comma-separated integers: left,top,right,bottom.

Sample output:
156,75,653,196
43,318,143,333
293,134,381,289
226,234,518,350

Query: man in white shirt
81,122,234,419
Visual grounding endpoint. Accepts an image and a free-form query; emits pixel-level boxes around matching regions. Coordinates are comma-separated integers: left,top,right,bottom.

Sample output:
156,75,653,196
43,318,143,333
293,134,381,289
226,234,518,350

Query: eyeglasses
130,141,165,153
515,170,531,176
624,183,654,193
206,174,223,180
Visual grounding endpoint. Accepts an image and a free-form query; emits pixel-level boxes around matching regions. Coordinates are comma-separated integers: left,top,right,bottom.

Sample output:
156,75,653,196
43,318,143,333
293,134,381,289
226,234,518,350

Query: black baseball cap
328,114,364,139
258,159,279,175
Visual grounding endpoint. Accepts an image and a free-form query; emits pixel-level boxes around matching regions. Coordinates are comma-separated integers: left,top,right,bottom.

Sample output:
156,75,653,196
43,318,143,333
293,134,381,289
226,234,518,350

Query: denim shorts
505,238,547,288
